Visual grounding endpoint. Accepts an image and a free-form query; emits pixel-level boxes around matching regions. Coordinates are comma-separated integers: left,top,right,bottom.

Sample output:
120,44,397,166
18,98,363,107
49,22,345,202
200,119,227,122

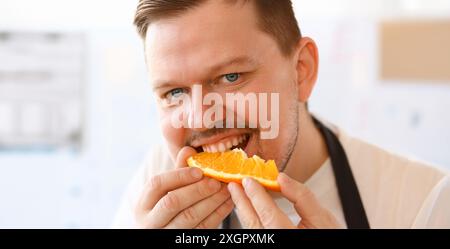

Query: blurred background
0,0,449,228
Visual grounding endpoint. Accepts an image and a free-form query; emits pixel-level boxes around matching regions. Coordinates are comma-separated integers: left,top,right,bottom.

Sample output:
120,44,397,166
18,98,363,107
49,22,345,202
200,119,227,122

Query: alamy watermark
170,84,279,139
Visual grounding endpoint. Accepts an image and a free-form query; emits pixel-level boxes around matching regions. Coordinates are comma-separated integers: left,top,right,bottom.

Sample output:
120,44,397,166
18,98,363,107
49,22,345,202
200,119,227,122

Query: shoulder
111,144,174,228
412,175,450,228
334,124,449,228
122,144,174,188
338,128,448,186
142,144,176,178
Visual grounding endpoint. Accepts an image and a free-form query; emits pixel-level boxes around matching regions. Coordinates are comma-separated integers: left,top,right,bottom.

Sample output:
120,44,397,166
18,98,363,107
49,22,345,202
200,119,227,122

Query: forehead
144,0,278,84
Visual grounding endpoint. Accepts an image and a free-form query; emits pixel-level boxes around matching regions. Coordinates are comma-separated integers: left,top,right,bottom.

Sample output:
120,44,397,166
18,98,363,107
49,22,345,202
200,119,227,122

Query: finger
165,184,231,228
137,167,203,216
176,146,197,169
147,177,222,228
278,173,323,221
139,146,198,211
228,182,263,229
196,198,234,229
242,178,295,228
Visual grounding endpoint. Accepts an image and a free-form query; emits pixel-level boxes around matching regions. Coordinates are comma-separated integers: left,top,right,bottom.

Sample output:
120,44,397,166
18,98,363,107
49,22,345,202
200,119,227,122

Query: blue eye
162,88,188,107
168,88,184,98
224,73,240,83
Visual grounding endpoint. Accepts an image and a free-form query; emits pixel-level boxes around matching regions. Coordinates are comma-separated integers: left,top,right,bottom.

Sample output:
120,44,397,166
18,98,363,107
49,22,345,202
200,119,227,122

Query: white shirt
112,123,450,228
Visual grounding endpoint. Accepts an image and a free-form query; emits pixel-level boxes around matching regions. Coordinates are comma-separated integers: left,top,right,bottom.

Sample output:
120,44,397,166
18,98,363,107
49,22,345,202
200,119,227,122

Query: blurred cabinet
0,32,85,149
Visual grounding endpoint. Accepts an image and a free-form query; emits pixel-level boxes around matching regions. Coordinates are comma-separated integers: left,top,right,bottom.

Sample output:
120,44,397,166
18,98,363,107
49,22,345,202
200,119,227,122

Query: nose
186,84,223,131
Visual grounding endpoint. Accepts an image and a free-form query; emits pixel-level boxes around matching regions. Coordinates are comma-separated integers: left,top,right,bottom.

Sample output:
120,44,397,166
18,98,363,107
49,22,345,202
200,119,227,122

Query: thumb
278,172,323,221
279,173,341,228
175,146,197,169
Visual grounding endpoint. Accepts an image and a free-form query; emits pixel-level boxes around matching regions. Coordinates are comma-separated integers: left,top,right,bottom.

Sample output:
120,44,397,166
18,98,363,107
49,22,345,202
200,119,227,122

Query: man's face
145,1,300,170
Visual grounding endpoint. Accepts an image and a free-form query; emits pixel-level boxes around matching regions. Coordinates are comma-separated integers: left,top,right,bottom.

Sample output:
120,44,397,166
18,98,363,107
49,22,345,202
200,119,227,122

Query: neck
283,106,329,183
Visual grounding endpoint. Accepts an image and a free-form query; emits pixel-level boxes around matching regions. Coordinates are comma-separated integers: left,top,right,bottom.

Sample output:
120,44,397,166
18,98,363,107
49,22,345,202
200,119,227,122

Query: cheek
160,111,186,157
254,69,298,156
253,68,297,119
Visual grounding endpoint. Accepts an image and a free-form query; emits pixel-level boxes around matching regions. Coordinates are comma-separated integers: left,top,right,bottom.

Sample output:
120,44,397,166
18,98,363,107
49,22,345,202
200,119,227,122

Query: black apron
222,117,370,229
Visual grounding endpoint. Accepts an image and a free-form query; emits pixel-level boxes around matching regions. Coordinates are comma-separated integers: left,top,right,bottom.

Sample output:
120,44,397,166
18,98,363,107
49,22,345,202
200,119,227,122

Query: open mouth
194,133,251,153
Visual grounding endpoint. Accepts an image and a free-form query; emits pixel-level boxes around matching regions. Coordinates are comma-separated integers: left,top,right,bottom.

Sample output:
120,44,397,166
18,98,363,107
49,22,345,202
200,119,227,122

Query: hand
227,173,342,228
135,147,234,228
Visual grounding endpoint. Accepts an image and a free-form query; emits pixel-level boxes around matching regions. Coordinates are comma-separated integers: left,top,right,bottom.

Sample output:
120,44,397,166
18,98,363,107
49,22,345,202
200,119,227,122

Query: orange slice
187,149,280,191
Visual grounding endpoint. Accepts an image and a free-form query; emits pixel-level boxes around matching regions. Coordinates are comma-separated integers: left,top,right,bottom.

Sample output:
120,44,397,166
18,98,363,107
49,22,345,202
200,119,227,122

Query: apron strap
313,117,370,229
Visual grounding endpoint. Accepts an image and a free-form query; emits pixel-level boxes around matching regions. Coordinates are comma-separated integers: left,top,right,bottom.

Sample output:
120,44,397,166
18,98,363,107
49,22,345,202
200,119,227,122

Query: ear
293,37,319,103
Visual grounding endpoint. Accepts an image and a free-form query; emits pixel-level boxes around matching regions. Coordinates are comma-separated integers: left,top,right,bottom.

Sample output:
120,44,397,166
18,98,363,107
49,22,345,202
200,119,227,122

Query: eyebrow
208,55,258,75
152,55,258,92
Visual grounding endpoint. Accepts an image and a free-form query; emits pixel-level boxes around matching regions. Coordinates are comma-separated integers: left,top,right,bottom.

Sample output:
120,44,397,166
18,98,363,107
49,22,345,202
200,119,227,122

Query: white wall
0,0,449,228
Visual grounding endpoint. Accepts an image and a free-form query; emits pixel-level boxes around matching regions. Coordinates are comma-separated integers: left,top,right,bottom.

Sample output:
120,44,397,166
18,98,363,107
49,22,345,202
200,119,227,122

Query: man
113,0,450,228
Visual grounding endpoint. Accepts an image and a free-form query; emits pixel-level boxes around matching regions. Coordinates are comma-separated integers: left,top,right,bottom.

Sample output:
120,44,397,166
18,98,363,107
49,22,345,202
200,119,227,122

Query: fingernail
190,168,203,179
242,177,252,189
209,178,221,190
278,173,290,183
227,183,234,192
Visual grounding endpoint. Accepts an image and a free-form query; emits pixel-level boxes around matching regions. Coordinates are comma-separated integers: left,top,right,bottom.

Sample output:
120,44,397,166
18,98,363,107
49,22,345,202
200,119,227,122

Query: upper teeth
202,134,248,153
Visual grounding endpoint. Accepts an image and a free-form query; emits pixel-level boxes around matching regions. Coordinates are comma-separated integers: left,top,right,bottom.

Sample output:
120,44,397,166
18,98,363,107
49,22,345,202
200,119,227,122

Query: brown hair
134,0,302,56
